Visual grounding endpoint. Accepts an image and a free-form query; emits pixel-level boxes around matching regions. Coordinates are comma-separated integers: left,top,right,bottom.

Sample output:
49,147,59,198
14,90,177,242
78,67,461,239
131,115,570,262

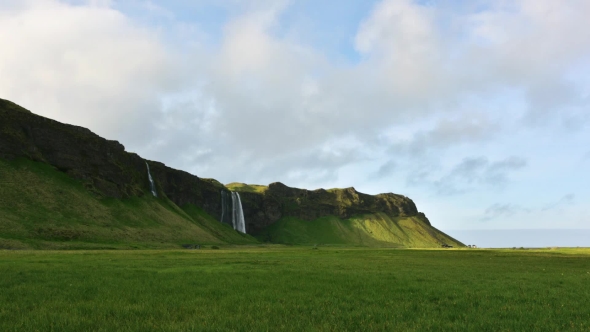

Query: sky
1,0,589,241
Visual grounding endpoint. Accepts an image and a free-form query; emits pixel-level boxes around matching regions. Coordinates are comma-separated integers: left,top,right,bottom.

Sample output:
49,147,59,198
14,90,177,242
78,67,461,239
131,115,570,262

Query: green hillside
257,213,463,248
0,156,462,249
1,98,463,249
0,158,257,249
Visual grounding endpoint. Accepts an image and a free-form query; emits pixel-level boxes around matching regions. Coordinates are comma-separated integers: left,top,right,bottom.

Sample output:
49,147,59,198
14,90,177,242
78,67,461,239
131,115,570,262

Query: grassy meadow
1,247,589,331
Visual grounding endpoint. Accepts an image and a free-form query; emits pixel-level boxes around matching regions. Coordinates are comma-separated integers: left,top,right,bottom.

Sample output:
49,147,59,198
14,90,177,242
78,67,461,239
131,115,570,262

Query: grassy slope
1,248,589,331
257,213,463,248
180,204,255,245
0,158,257,249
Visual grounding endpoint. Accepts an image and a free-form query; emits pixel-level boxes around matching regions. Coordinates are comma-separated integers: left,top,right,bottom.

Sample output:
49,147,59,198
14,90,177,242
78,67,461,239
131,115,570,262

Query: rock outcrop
235,182,431,234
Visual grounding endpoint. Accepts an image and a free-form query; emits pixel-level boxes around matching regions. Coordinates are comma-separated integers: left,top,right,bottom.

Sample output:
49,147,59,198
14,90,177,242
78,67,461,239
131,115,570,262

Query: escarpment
0,98,228,220
1,98,450,247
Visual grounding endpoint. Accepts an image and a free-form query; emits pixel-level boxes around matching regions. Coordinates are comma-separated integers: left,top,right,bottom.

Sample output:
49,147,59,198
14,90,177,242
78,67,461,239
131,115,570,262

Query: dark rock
1,98,146,198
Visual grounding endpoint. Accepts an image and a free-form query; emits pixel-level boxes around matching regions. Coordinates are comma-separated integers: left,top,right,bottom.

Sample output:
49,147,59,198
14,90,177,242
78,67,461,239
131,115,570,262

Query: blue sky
1,0,589,243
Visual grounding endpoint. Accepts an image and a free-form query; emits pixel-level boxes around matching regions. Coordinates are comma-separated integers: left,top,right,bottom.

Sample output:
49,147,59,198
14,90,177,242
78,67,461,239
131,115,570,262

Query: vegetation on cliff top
225,182,268,193
0,98,31,113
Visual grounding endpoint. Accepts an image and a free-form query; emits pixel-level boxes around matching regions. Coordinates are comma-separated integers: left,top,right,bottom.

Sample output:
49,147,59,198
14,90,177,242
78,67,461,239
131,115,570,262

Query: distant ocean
442,229,590,248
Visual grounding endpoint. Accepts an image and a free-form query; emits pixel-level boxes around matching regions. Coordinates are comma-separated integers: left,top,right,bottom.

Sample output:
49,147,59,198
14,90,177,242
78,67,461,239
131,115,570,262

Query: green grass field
1,247,589,331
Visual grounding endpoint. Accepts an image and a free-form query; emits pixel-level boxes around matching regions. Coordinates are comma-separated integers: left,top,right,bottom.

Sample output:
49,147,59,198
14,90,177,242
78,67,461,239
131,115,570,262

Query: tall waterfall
231,192,246,233
220,190,246,233
145,162,157,197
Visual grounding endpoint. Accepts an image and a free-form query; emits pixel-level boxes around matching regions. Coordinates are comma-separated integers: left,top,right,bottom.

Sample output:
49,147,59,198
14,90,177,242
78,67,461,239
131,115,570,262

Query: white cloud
481,203,530,222
388,113,500,157
355,0,444,100
542,194,575,212
440,156,527,193
0,0,184,145
2,0,588,170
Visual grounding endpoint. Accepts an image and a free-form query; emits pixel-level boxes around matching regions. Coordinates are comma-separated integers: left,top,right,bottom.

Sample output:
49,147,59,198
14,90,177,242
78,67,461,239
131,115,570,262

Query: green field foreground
1,248,590,331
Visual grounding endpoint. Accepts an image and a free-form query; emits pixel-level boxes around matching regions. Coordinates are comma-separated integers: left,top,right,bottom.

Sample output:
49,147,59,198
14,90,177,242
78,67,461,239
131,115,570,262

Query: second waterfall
220,191,246,233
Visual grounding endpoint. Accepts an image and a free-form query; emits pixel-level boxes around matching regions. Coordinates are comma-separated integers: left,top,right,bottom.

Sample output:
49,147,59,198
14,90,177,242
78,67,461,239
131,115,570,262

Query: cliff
227,182,431,235
0,98,462,248
0,98,227,221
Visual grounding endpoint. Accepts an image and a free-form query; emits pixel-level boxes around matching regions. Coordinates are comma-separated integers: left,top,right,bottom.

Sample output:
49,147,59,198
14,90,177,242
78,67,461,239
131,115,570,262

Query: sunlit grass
1,247,588,331
256,213,462,248
225,182,268,193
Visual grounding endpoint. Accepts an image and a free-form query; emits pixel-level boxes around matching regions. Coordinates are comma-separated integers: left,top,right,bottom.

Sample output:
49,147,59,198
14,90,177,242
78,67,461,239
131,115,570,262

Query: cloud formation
0,0,589,230
481,203,530,222
410,156,527,196
481,193,578,223
0,0,187,147
387,113,500,157
542,194,575,212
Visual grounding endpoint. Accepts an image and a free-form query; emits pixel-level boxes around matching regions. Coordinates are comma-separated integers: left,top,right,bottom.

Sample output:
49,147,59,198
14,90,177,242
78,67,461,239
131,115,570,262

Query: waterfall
220,190,246,233
231,192,246,233
145,162,157,197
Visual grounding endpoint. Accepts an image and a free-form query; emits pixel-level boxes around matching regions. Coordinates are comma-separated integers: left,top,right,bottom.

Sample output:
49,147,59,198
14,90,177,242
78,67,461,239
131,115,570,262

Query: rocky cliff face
1,98,431,236
0,98,228,221
234,182,430,234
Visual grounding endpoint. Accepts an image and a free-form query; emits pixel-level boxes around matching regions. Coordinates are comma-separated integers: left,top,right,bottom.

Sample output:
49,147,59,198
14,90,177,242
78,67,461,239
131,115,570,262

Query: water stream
231,192,246,233
220,190,246,233
145,162,157,197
